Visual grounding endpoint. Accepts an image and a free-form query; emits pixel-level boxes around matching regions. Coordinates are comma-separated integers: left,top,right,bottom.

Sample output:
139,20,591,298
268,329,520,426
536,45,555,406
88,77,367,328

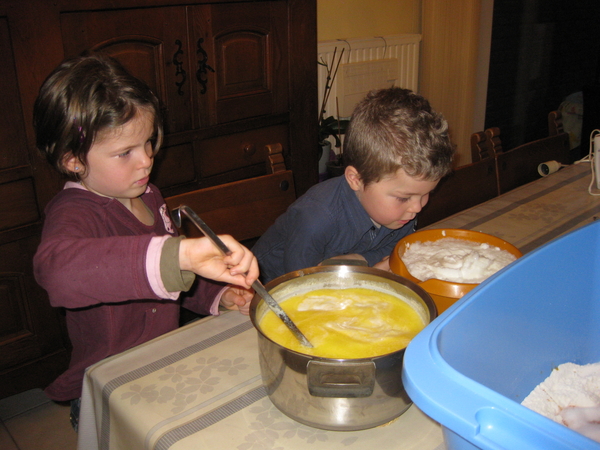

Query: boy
253,87,454,283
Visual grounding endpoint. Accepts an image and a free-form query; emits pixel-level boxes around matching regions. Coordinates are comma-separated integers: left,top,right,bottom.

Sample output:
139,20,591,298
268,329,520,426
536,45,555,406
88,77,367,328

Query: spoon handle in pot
171,205,313,348
249,279,313,348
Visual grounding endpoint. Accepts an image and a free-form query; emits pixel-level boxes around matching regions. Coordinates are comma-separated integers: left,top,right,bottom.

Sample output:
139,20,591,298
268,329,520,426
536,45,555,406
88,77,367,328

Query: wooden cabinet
0,12,70,398
0,0,317,399
60,1,299,195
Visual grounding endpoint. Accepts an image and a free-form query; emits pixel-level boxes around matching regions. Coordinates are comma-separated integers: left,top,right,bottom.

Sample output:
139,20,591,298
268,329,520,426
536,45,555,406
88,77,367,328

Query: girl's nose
139,146,154,168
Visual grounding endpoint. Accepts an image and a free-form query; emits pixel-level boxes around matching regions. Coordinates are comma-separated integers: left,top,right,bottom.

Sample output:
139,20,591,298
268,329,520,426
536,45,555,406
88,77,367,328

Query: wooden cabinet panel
0,273,34,363
0,19,29,169
61,2,289,132
60,2,293,194
0,178,39,232
60,7,193,134
192,2,289,126
0,235,70,398
0,11,70,398
217,32,268,97
0,238,62,371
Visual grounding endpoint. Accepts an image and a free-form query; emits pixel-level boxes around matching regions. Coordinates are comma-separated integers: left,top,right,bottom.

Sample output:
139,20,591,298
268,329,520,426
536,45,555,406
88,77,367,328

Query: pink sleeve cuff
209,286,229,315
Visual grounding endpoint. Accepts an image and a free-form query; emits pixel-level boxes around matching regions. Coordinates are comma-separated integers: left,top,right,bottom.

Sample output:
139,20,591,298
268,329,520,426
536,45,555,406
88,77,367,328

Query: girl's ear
344,165,364,192
62,153,83,174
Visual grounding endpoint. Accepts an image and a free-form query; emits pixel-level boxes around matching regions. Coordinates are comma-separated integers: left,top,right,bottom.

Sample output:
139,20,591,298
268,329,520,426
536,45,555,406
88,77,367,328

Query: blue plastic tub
402,220,600,450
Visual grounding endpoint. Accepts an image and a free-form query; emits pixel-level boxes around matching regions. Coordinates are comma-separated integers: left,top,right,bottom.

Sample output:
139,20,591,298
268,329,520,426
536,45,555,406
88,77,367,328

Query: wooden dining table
76,161,600,450
423,161,600,253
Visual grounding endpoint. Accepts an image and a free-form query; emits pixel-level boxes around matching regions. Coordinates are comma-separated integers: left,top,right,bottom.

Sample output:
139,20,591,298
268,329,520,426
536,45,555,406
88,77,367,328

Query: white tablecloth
78,161,599,450
78,311,444,450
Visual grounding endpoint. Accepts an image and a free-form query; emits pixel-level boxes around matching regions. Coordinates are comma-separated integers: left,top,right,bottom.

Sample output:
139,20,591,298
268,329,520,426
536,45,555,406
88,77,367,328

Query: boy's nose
407,198,424,213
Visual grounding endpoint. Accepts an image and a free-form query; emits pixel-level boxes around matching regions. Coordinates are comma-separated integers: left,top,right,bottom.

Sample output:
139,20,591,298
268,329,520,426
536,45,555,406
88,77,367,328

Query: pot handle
307,360,375,398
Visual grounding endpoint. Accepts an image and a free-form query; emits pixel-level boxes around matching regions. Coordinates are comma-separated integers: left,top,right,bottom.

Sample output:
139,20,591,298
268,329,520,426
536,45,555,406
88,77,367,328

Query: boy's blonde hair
344,87,454,186
33,53,163,178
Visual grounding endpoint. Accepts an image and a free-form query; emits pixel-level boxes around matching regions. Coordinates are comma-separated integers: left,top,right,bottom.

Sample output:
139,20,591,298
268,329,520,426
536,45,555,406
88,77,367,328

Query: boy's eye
118,150,132,158
396,197,410,203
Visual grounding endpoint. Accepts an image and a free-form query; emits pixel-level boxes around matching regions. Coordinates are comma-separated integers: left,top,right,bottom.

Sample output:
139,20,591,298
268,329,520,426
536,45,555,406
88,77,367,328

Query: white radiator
318,34,421,119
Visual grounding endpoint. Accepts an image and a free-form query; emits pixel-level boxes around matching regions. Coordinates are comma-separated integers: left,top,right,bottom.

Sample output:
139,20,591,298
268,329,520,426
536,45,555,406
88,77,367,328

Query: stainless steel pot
249,265,437,431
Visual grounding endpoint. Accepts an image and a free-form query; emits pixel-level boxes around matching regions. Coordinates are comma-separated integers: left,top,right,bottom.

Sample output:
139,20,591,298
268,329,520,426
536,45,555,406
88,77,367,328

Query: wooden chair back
470,131,495,162
417,157,498,228
495,132,570,194
165,144,296,243
484,127,503,155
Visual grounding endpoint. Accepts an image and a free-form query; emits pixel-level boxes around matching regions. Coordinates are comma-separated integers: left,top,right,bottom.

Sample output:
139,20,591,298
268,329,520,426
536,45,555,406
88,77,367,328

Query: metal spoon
171,205,313,348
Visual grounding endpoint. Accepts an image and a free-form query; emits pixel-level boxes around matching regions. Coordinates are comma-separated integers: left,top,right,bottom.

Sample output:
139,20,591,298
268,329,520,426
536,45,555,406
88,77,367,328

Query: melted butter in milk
259,288,425,358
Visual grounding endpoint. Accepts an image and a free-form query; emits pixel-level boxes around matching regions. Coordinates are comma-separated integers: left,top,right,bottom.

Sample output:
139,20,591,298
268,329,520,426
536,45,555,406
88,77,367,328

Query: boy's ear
344,165,364,191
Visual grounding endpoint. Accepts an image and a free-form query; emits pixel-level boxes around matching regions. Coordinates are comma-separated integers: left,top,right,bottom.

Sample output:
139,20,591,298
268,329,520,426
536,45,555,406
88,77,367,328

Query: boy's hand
178,235,259,288
220,286,255,315
320,254,367,265
373,255,391,272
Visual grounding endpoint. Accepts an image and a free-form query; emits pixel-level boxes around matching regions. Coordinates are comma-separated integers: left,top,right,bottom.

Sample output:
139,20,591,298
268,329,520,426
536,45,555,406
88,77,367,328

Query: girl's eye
396,197,410,203
118,150,132,158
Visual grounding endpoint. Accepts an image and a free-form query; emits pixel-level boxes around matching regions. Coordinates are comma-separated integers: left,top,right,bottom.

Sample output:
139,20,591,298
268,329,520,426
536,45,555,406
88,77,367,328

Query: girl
32,54,259,413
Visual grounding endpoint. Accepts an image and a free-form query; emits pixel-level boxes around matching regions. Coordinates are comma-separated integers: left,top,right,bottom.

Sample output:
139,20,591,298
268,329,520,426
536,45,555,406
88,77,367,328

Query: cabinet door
190,1,289,127
60,7,193,135
0,16,70,398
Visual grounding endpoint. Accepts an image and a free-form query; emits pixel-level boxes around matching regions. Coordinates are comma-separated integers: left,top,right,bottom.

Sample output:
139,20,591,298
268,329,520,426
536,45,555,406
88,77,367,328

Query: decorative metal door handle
196,38,215,94
173,40,187,96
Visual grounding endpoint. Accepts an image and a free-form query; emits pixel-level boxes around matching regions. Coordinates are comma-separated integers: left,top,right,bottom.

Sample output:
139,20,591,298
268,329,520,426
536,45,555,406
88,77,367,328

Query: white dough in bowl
522,362,600,443
401,237,517,283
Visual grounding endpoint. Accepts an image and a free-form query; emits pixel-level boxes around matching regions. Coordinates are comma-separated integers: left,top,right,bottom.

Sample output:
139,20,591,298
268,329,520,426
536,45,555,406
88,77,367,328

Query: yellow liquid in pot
258,288,426,358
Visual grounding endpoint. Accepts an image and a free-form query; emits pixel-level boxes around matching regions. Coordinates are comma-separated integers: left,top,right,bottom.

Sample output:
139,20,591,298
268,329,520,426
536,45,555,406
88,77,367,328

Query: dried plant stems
336,97,343,155
319,47,345,124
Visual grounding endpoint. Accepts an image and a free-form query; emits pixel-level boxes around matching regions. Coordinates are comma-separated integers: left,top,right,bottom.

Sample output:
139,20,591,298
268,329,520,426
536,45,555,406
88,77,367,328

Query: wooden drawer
198,125,288,178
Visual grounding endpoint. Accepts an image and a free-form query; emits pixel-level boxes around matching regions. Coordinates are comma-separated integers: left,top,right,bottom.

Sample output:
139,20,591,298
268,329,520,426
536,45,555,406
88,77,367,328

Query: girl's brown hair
33,53,163,178
344,87,454,186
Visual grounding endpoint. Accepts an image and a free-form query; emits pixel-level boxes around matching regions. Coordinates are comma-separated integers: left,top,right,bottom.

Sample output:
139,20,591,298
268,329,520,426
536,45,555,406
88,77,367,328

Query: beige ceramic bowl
389,228,522,313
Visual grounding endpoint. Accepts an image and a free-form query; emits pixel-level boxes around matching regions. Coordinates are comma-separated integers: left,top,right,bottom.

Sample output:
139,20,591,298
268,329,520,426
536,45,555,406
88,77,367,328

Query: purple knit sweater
34,183,223,401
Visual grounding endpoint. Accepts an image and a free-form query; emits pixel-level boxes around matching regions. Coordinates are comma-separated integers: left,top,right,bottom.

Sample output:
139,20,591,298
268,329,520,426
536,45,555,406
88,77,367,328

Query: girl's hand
220,286,255,315
178,235,259,288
